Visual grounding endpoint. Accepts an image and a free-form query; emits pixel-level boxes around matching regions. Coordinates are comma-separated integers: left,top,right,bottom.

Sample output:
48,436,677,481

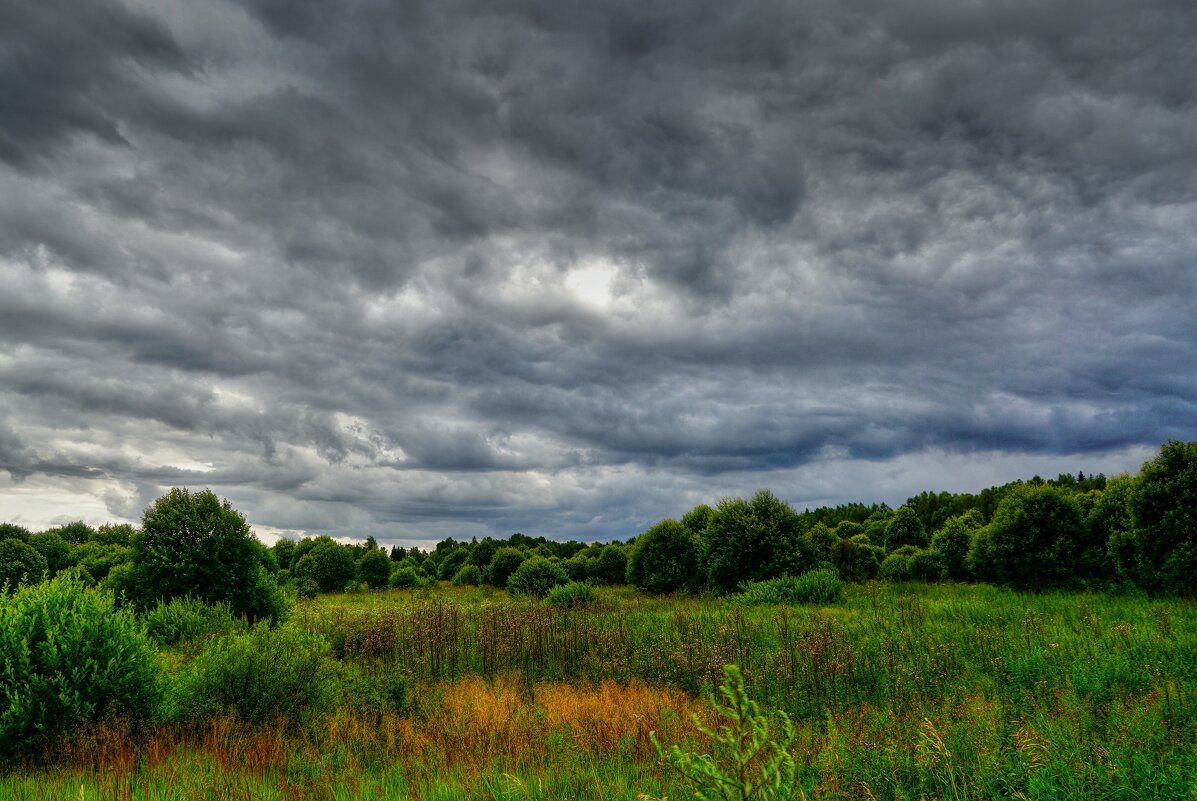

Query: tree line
1,439,1194,616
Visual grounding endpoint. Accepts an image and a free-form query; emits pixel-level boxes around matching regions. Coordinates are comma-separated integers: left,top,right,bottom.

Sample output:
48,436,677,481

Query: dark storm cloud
1,0,1195,541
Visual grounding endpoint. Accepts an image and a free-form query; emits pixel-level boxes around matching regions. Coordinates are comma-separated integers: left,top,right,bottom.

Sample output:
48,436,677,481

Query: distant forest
2,439,1195,608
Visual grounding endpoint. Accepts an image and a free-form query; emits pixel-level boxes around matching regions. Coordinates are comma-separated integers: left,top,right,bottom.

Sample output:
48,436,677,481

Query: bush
968,485,1085,590
506,557,568,599
930,514,979,581
290,576,320,599
705,490,811,594
907,548,945,582
143,595,246,647
738,569,843,605
884,506,928,551
358,548,392,589
828,537,882,582
292,539,358,594
0,523,31,542
878,548,916,582
0,539,47,592
0,575,161,754
562,555,590,582
168,625,336,726
591,545,628,585
452,564,482,586
388,566,419,589
627,519,701,594
546,581,597,608
486,547,528,588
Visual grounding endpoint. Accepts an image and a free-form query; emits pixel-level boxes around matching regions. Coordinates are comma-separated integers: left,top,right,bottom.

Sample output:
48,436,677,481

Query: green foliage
878,548,915,582
591,544,628,585
43,521,95,545
358,548,392,589
739,569,843,606
680,503,714,537
0,539,47,592
271,538,296,570
883,506,927,552
132,488,273,619
0,575,161,754
906,548,945,582
168,624,336,726
290,577,320,599
91,523,136,546
486,547,528,588
143,595,246,647
70,541,129,581
1115,440,1197,596
648,664,802,801
705,490,809,594
828,537,882,582
27,532,71,576
562,555,590,582
0,523,31,542
969,485,1086,590
627,519,701,594
452,563,483,586
388,566,419,589
437,547,470,580
545,580,597,608
292,538,358,594
929,513,980,581
506,556,568,599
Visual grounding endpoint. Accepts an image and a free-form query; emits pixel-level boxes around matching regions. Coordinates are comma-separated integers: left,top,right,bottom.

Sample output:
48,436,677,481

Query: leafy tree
680,504,714,538
0,539,48,591
130,488,282,619
357,548,392,589
626,519,701,594
388,566,419,589
388,545,407,562
91,523,136,546
468,537,500,568
828,537,882,582
486,546,528,588
27,532,71,576
591,544,628,585
562,555,591,582
452,564,482,586
930,511,982,581
42,521,95,545
437,547,470,581
1113,440,1197,596
907,548,945,582
0,523,31,542
968,485,1085,590
292,538,357,593
506,557,568,599
884,506,928,551
70,541,129,582
271,538,296,571
704,490,808,594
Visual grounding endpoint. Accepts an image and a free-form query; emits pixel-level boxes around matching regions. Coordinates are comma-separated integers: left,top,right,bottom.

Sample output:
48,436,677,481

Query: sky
2,0,1195,548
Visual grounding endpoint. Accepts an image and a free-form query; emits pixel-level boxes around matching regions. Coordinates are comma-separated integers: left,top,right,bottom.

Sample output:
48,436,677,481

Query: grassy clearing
4,582,1196,800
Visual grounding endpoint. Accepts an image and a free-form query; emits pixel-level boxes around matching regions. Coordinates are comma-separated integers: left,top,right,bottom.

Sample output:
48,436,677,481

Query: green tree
486,546,528,588
1113,440,1197,596
591,544,628,585
0,523,31,542
27,532,71,576
968,485,1085,590
884,506,928,552
930,511,981,581
705,490,807,594
0,539,48,591
292,538,357,593
626,519,701,594
357,548,392,589
44,521,96,545
506,556,568,599
130,488,281,619
91,523,135,546
271,538,296,571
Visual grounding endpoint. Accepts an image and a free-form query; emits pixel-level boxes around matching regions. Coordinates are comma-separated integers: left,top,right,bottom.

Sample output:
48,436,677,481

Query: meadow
4,580,1195,801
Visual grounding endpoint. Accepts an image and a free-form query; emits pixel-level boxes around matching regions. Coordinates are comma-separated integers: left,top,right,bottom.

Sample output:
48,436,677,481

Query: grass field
5,581,1196,800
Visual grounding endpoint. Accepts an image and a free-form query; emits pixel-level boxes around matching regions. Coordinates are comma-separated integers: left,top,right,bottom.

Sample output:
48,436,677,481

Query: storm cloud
1,0,1195,544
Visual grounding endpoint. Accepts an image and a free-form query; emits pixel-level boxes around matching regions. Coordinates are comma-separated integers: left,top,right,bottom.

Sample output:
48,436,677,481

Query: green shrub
0,523,31,542
0,575,161,754
705,490,812,594
338,664,410,718
289,576,320,599
1114,440,1197,596
388,566,419,589
486,547,528,588
969,485,1085,590
739,569,843,605
546,580,597,608
292,539,358,594
829,537,883,582
0,539,47,592
562,555,591,582
884,506,928,551
168,625,336,726
143,596,246,647
452,564,483,586
930,514,979,581
878,549,915,582
506,557,568,599
357,548,392,589
627,519,701,594
907,548,945,582
591,545,628,585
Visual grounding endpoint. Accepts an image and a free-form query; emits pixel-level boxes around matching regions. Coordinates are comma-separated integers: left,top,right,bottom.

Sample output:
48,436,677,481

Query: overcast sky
2,0,1195,547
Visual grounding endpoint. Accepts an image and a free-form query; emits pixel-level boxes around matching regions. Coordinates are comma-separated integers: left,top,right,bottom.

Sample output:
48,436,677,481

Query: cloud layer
2,0,1195,544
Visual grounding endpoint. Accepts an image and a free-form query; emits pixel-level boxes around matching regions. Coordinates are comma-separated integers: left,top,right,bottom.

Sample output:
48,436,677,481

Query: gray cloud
1,0,1194,543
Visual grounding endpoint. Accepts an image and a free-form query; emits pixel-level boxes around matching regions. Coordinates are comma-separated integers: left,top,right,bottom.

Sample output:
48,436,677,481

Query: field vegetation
0,439,1195,799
